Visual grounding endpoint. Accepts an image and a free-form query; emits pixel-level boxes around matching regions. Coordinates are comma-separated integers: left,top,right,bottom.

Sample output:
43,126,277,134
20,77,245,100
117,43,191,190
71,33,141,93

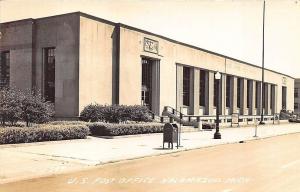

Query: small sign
144,37,159,54
282,77,287,85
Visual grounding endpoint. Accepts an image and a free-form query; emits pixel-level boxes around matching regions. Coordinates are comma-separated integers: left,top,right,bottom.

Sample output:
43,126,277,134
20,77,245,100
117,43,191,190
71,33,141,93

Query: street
0,133,299,192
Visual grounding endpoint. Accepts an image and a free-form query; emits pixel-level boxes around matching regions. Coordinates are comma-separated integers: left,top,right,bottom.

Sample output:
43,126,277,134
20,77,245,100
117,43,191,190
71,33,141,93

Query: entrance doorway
141,57,160,114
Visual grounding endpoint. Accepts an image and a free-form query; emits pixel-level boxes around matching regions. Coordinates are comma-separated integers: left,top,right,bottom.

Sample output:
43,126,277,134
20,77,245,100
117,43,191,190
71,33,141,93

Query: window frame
182,66,190,106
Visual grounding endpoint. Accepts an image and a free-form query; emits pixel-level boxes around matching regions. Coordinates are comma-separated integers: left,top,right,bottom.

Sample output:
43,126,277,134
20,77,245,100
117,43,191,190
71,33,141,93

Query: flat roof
0,11,295,79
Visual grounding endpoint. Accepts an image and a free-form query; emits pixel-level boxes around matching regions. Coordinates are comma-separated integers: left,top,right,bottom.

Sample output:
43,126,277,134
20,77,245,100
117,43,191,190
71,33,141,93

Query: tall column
230,76,238,114
250,81,256,115
151,60,160,115
221,74,226,115
189,68,199,115
206,71,214,115
176,65,183,111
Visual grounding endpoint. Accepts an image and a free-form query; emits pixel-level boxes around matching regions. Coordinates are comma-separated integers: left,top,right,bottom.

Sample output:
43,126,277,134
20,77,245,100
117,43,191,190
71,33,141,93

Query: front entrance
141,57,160,114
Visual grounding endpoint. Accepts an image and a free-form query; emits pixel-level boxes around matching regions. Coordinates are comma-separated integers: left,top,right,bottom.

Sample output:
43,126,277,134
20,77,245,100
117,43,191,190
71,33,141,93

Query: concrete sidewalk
0,123,299,184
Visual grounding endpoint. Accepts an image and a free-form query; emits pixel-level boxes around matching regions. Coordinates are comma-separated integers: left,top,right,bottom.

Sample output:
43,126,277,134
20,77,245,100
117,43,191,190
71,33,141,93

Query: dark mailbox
163,123,178,149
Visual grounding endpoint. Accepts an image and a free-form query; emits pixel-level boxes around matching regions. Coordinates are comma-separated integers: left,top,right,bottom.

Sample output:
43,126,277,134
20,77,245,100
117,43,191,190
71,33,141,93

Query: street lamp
214,71,221,139
260,0,266,125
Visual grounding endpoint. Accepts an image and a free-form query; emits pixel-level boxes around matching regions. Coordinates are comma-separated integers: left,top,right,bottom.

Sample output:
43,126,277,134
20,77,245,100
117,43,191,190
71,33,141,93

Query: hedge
80,104,153,123
0,124,89,144
88,122,164,136
46,121,90,126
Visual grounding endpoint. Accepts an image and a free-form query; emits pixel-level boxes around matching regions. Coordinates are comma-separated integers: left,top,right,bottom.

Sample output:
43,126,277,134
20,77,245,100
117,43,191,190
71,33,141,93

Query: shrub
20,90,54,126
80,104,153,123
202,122,215,129
0,88,23,126
0,88,54,126
88,122,163,136
0,124,89,144
79,103,104,122
80,104,152,123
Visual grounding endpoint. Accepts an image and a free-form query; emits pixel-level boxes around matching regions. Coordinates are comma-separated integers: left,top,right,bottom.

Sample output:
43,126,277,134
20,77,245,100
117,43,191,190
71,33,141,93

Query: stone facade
0,12,295,118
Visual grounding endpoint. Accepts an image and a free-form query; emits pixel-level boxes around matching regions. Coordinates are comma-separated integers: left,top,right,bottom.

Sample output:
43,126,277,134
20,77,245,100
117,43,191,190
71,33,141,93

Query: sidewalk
0,123,299,184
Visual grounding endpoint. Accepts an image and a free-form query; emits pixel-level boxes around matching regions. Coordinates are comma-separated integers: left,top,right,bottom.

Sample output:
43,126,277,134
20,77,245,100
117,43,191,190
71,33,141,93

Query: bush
0,88,22,126
0,124,89,144
20,90,54,126
88,122,163,136
80,104,153,123
202,122,215,129
0,88,54,126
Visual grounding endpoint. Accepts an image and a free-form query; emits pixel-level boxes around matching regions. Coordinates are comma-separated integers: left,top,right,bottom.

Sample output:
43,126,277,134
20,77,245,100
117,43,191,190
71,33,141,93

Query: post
260,0,266,125
214,72,221,139
179,107,182,146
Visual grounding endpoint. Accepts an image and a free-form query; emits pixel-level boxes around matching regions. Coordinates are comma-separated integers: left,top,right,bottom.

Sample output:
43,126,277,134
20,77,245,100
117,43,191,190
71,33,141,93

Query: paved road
1,133,299,192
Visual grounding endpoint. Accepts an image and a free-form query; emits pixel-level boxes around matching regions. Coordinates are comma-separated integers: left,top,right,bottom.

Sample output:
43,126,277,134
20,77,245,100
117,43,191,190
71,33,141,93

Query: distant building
294,79,300,114
0,12,295,119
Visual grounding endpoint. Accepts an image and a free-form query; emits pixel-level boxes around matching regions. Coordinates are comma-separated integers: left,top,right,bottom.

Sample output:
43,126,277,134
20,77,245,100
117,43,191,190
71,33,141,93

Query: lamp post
260,0,266,125
214,71,221,139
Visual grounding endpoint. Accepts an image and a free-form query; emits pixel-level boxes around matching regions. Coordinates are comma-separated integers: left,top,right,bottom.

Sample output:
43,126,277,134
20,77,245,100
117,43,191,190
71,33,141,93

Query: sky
0,0,299,78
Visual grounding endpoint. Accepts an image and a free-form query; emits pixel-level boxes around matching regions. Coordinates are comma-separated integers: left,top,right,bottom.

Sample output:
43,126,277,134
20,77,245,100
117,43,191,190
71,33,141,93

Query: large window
182,66,190,106
213,76,218,107
282,86,287,110
271,85,275,111
0,51,10,89
199,70,206,106
255,82,260,108
247,80,251,108
237,78,242,108
263,83,269,112
226,75,231,108
44,48,55,103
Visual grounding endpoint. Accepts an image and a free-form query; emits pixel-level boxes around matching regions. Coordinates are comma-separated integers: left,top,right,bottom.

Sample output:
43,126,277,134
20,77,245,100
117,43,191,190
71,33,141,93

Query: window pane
247,80,251,108
226,76,231,108
0,51,10,89
44,48,55,103
183,66,190,106
237,78,241,108
199,70,206,106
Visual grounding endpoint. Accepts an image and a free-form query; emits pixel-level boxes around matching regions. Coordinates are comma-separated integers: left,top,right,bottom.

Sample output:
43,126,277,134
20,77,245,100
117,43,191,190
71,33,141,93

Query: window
0,51,10,89
295,88,298,98
44,48,55,103
199,70,206,106
237,78,241,108
255,82,260,108
213,76,218,107
226,75,231,108
282,86,287,110
247,80,251,108
295,103,299,110
271,85,275,110
263,83,267,108
183,66,190,106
